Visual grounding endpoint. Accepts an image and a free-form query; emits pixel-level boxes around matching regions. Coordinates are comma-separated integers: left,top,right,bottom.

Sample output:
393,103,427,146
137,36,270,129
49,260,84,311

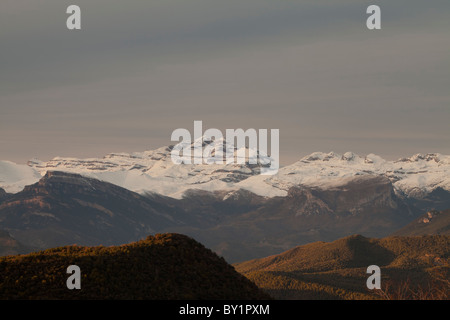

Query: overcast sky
1,0,449,164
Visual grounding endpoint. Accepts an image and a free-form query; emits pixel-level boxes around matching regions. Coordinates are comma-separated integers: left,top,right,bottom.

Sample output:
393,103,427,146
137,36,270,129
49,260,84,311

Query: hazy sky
1,0,449,164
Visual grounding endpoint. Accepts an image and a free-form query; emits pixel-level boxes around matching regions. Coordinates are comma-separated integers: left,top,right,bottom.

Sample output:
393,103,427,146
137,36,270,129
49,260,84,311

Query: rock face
284,176,399,216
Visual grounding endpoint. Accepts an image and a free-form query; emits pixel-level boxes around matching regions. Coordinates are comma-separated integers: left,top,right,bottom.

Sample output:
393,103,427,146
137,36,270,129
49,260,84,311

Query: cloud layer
1,0,449,164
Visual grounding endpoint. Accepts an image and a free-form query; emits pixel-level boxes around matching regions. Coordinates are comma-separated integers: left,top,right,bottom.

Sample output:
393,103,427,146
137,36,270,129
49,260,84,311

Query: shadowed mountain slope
0,230,36,256
393,209,450,236
0,171,193,250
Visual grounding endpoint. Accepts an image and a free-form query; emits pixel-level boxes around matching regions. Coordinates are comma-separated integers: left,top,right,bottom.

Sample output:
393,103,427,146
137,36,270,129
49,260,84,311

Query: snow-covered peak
259,151,450,198
0,160,42,193
1,148,450,200
300,151,338,162
341,151,357,161
396,153,443,164
300,151,387,165
23,141,270,198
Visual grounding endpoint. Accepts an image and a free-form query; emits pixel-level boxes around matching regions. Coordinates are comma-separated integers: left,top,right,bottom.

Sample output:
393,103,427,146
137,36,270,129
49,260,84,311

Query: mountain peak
301,152,338,162
396,153,442,163
300,151,383,163
341,151,358,161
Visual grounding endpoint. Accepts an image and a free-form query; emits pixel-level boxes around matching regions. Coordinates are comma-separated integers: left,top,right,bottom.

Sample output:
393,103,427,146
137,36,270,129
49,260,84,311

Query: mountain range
1,145,449,263
1,145,449,200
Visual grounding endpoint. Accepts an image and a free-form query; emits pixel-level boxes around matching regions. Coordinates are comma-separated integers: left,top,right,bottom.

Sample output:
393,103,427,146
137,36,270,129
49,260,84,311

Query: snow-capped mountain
2,147,449,263
259,151,450,199
25,140,271,199
1,144,450,200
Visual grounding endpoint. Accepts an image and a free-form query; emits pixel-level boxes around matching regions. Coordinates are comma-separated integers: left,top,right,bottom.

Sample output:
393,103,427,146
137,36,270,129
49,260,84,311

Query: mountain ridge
0,171,195,251
1,147,449,200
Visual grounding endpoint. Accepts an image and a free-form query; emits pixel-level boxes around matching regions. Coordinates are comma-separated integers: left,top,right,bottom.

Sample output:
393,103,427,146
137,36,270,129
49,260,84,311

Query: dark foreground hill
234,235,450,300
0,233,270,300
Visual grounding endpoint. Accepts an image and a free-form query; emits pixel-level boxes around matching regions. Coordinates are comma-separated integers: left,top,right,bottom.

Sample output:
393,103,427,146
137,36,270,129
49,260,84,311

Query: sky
1,0,449,165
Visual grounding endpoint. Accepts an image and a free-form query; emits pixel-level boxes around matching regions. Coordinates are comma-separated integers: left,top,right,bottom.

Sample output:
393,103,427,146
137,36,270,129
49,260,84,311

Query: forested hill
0,233,270,300
234,235,450,300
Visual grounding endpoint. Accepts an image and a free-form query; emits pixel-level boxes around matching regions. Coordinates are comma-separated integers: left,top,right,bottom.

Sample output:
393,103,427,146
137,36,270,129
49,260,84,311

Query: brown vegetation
0,233,270,300
234,235,450,300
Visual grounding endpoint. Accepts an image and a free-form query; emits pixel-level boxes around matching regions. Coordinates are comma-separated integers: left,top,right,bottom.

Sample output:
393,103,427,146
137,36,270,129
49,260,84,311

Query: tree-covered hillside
0,233,270,300
234,235,450,300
